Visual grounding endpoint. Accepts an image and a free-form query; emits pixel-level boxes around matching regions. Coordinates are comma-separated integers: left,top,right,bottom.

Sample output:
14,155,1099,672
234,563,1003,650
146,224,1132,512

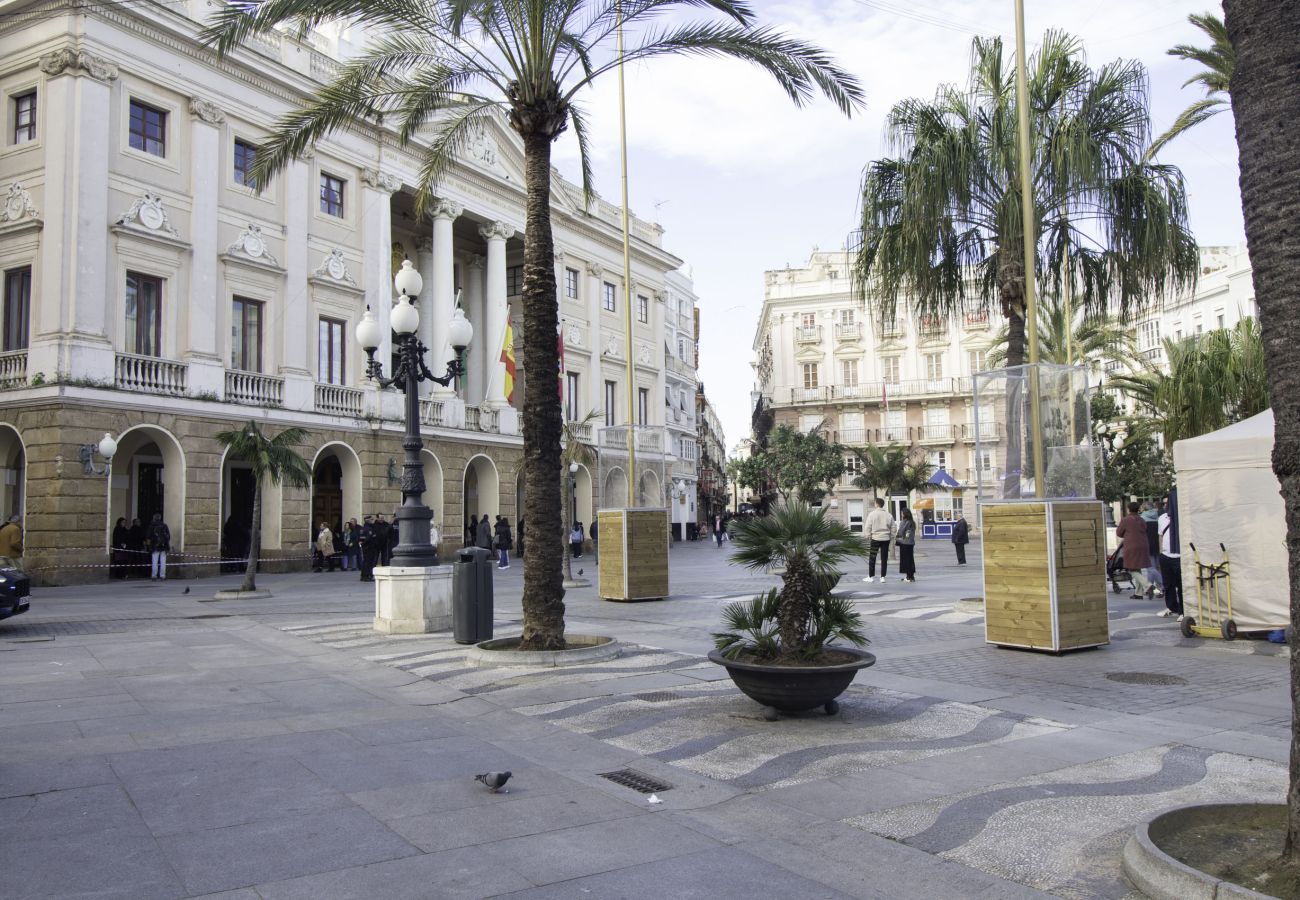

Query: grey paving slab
157,806,419,895
0,783,151,841
341,714,467,746
0,827,185,900
347,767,590,821
105,727,370,778
297,738,530,793
0,755,117,799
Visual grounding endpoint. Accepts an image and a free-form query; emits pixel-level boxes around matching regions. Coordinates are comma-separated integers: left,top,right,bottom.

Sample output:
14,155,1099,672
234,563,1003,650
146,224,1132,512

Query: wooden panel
597,510,626,599
625,509,669,599
1052,501,1109,648
982,502,1053,647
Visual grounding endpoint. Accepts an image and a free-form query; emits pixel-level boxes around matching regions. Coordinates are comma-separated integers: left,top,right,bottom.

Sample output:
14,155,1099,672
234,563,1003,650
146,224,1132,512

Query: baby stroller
1107,541,1135,594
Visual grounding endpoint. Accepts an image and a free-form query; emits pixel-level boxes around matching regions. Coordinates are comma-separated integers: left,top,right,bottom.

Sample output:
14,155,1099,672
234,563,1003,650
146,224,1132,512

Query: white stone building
0,0,694,580
662,269,699,539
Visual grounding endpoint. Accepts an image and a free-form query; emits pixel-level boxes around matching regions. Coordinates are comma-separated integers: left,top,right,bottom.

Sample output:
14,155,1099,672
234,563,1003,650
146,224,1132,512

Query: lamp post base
373,565,453,634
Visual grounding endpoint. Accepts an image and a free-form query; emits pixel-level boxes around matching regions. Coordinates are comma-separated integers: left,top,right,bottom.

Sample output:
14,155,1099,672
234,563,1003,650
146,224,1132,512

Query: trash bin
453,547,494,644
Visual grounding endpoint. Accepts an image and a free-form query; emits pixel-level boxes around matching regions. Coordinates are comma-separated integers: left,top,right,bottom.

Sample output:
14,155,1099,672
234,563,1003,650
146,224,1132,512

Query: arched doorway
109,425,186,551
420,449,444,538
462,454,499,543
0,424,24,521
574,464,593,526
638,469,662,507
311,443,362,541
603,466,627,510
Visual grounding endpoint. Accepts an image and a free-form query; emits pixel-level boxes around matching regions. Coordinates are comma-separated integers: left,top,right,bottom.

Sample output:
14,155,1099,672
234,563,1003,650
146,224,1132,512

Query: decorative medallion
225,223,279,265
115,192,179,237
566,325,582,348
38,48,118,82
586,262,603,278
465,121,500,170
0,183,39,224
638,343,653,365
188,97,225,125
311,248,357,285
361,169,400,194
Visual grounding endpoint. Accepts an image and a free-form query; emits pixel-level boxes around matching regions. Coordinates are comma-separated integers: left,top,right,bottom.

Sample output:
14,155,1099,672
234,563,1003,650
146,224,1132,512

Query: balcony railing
115,353,187,396
565,420,594,443
919,316,947,336
838,427,867,445
962,422,1001,442
795,325,822,344
963,310,990,329
789,385,828,403
916,424,956,443
315,383,363,417
225,370,284,407
878,320,903,339
0,350,27,387
835,322,862,342
420,398,445,427
466,405,499,433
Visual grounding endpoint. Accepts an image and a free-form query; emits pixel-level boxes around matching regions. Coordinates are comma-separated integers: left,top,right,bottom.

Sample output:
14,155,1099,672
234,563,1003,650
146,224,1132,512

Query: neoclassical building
0,1,696,582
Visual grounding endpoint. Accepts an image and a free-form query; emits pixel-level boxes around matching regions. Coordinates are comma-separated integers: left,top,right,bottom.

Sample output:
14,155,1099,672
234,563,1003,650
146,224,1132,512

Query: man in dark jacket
147,513,171,581
374,513,392,566
494,516,513,569
358,516,378,582
951,513,969,565
476,515,492,550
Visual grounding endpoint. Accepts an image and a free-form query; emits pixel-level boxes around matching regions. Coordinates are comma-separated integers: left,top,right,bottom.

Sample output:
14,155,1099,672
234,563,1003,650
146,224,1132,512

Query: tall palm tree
1222,0,1300,862
561,409,598,584
214,423,313,594
986,293,1138,372
205,1,863,651
852,445,934,500
1147,12,1234,159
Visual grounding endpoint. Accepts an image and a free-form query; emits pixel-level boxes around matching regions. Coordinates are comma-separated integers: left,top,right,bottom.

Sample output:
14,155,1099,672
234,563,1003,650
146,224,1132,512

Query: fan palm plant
204,0,863,651
714,501,868,662
561,409,599,584
851,445,935,500
986,294,1138,372
214,423,313,593
1147,12,1234,159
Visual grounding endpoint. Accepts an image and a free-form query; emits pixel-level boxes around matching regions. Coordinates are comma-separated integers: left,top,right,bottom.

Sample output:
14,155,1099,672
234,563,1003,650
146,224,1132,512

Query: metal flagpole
1014,0,1045,497
616,1,636,507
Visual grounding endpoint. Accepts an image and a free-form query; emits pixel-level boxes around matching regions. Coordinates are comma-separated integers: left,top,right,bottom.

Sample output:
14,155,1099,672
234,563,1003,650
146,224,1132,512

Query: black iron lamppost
568,462,578,528
356,260,473,568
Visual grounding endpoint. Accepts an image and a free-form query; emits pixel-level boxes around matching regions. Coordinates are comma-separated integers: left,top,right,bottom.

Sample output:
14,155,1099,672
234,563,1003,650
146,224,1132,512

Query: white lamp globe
569,462,579,474
355,306,383,350
447,307,474,350
391,296,419,336
98,433,118,461
393,259,422,299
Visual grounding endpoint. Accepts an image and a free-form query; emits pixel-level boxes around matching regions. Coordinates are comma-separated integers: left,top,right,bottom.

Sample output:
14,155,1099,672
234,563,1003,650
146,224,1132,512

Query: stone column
428,199,461,395
32,49,118,383
279,155,313,411
586,262,606,424
361,169,401,419
464,254,486,406
479,221,516,433
186,98,227,399
414,234,435,396
652,289,668,428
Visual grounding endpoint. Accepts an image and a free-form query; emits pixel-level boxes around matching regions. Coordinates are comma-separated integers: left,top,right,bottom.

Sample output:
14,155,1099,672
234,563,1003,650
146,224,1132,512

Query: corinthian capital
39,48,119,82
586,262,603,278
189,97,225,125
478,221,514,242
430,197,463,221
360,169,400,194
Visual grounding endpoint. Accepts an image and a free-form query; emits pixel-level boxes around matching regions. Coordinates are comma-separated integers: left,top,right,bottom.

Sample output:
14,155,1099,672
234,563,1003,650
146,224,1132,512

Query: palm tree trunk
999,256,1028,499
1223,0,1300,862
778,556,814,658
562,475,574,583
242,484,260,593
517,126,566,651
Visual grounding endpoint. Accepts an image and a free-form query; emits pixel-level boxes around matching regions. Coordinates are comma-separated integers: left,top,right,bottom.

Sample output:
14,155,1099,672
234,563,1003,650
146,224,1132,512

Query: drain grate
599,769,673,794
1105,671,1188,686
634,691,684,703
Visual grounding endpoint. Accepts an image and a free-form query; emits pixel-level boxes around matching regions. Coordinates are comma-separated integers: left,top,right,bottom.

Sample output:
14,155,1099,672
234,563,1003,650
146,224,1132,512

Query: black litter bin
453,547,494,644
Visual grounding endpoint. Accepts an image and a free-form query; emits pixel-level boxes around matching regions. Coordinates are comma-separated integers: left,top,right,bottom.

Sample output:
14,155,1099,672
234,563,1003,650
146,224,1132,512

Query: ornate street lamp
357,260,473,567
568,461,579,527
80,432,118,476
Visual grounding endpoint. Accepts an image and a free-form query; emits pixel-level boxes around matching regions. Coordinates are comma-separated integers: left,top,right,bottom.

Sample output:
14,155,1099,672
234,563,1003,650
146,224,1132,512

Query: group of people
1115,497,1183,619
466,514,515,569
315,512,436,582
109,514,172,580
859,499,970,584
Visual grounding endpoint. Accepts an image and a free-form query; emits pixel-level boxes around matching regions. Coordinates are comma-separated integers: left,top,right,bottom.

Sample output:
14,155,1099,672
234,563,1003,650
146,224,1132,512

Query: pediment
794,346,825,362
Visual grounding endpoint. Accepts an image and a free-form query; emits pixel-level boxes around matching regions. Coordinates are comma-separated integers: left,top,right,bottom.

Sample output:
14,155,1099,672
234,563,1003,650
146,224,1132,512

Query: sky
545,0,1245,456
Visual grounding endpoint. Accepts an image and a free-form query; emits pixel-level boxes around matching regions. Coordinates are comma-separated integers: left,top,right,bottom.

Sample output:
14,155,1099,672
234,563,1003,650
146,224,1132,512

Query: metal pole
392,334,437,567
616,2,636,507
1014,0,1046,497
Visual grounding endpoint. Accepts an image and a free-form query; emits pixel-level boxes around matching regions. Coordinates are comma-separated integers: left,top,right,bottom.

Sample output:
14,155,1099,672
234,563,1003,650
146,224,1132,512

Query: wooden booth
982,500,1109,652
597,508,669,602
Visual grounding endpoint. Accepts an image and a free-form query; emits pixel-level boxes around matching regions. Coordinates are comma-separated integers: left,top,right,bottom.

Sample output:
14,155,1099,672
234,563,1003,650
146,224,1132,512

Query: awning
913,498,936,510
927,468,960,489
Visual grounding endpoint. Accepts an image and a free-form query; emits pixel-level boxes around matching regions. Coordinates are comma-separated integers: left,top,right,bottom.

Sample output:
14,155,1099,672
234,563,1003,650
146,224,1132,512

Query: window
604,380,617,426
884,409,905,442
125,272,163,357
318,317,345,385
12,91,36,144
679,299,688,318
841,359,859,387
1216,312,1226,329
800,414,822,433
128,99,167,157
968,348,987,374
637,295,649,324
3,267,30,352
801,363,819,389
925,406,949,428
230,297,264,372
839,308,855,325
638,387,649,425
319,172,345,217
564,267,579,299
847,498,864,533
844,455,861,478
928,450,948,470
233,139,258,187
975,448,993,472
602,282,616,312
882,356,900,383
1139,319,1160,350
565,372,579,421
507,265,522,296
925,352,943,381
800,312,816,327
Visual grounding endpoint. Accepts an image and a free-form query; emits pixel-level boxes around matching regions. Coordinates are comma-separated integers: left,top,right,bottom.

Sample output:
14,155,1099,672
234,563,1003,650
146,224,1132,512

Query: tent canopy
928,468,960,489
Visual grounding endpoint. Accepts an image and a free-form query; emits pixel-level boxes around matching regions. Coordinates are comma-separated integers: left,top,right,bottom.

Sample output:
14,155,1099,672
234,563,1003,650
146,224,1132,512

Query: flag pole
617,1,636,507
1014,0,1045,497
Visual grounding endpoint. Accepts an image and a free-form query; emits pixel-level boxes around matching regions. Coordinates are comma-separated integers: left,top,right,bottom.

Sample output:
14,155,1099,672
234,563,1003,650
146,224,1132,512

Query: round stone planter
1122,803,1285,900
209,589,273,601
708,647,876,717
466,634,620,668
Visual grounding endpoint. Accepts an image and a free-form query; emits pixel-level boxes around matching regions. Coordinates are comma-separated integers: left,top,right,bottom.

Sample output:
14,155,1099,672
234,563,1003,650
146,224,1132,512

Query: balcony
465,405,499,433
789,385,828,404
838,427,867,445
916,424,956,444
962,421,1001,442
834,383,874,401
963,310,990,330
0,350,26,387
919,316,947,337
225,370,284,407
795,325,822,344
565,420,594,444
878,320,903,339
835,322,862,342
875,426,911,445
420,398,444,427
315,383,363,417
116,353,187,396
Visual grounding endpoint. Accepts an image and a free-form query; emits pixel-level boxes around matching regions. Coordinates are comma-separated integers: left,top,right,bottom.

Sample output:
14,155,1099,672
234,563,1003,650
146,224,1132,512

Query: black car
0,567,30,620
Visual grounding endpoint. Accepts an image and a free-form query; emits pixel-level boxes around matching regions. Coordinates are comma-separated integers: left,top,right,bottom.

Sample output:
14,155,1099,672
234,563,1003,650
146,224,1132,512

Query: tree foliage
1148,12,1234,159
761,424,845,505
851,445,935,498
987,293,1138,372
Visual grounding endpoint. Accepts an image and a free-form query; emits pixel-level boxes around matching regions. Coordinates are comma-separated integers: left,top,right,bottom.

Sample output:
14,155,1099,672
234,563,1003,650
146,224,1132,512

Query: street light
80,432,117,476
568,462,579,529
357,259,473,567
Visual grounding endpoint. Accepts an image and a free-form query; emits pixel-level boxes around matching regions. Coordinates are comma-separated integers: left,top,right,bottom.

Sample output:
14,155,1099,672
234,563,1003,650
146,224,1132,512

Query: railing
916,424,956,443
115,353,187,396
420,398,445,427
835,384,873,401
225,370,284,407
566,420,594,443
963,311,990,329
0,350,26,387
314,383,363,417
962,422,1001,442
838,427,867,445
835,322,862,341
878,427,910,444
466,406,499,433
795,325,822,344
789,386,828,403
919,316,947,336
879,321,904,338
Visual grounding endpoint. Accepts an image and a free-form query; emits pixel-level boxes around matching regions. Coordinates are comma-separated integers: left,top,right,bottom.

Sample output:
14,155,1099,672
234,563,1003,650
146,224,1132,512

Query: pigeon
182,587,190,594
475,771,512,792
577,568,583,576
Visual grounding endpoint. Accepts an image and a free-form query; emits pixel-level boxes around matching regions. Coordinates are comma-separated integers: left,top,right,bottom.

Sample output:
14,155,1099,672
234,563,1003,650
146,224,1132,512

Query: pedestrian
476,514,492,551
1158,492,1184,619
952,512,969,564
897,507,917,583
387,509,400,561
358,515,377,582
127,517,146,578
375,513,393,566
430,511,440,560
0,514,23,572
341,519,358,571
1140,502,1164,598
1115,501,1153,599
590,517,598,560
570,522,584,559
146,512,170,581
466,514,478,547
314,522,335,572
494,515,512,569
713,514,724,548
864,498,895,583
111,517,129,579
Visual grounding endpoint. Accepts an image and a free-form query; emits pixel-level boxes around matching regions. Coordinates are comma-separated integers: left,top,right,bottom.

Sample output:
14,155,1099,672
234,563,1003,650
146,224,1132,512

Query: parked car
0,567,30,620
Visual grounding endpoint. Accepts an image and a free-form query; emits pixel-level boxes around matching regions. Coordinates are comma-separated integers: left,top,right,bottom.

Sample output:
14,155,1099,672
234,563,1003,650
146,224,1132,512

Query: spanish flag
500,315,516,405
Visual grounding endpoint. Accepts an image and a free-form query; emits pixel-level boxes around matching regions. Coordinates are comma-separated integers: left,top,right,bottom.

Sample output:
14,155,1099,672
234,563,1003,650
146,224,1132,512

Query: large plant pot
708,646,876,718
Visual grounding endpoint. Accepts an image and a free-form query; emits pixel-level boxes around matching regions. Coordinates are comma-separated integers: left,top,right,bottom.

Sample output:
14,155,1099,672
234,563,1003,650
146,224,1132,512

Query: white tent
1172,409,1287,631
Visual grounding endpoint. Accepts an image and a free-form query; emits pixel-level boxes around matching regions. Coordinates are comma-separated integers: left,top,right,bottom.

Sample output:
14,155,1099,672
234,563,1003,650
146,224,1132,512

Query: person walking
1115,501,1153,599
358,515,378,582
476,514,493,551
494,515,513,569
466,514,478,547
314,522,335,572
1140,502,1164,598
127,517,146,578
146,513,170,581
111,517,130,579
374,513,392,566
952,512,970,565
570,522,584,559
713,514,724,548
0,514,24,572
1157,492,1184,619
864,498,895,583
897,507,917,583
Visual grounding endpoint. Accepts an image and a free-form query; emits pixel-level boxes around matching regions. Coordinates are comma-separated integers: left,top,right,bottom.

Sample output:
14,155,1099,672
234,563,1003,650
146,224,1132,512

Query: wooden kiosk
597,508,670,602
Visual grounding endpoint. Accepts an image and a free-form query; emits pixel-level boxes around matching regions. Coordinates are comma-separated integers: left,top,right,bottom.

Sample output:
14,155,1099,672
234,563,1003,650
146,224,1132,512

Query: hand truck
1181,542,1237,640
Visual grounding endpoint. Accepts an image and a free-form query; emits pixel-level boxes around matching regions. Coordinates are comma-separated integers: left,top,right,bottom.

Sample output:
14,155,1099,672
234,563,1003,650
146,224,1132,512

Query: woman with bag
494,516,513,570
897,507,917,583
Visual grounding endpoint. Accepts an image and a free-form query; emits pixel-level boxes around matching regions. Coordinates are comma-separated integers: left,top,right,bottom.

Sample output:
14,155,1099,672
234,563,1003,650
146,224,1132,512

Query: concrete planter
708,646,876,718
466,633,620,668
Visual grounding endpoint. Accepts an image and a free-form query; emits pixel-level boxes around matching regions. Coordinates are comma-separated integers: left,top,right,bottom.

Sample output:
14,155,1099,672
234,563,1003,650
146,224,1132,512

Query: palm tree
561,409,599,585
205,1,862,651
986,294,1138,373
851,445,934,501
1147,13,1234,159
214,423,313,594
1222,0,1299,862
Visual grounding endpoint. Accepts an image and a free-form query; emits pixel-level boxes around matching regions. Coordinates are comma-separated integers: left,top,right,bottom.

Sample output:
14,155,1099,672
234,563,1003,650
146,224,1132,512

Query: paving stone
0,755,117,799
0,783,150,841
348,767,590,821
253,845,535,899
298,739,529,793
0,827,184,899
